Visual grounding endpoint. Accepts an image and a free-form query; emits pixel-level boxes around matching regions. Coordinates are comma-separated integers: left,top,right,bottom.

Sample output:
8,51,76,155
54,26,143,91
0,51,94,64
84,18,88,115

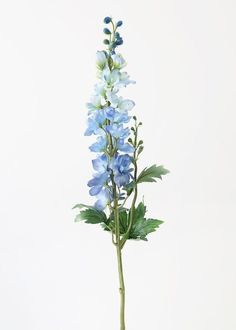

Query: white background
0,1,236,329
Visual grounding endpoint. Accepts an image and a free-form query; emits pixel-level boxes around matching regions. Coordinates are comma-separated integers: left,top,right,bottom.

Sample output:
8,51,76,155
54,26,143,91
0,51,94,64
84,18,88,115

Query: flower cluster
85,17,135,210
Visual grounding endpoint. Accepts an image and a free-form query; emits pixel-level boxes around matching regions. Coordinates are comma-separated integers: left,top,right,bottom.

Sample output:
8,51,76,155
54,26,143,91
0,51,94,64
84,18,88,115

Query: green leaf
72,203,96,210
102,209,129,234
137,165,169,184
129,202,164,241
75,208,107,224
123,181,136,196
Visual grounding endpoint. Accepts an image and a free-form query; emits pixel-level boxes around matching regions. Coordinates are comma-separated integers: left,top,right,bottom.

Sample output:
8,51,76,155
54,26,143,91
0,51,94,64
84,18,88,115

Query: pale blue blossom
111,53,126,69
96,51,107,70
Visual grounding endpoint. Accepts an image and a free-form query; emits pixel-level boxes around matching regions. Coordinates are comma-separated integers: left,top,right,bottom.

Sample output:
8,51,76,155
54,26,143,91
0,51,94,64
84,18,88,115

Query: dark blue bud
116,38,123,46
103,28,111,35
103,39,110,45
115,32,120,38
104,16,112,24
117,20,123,27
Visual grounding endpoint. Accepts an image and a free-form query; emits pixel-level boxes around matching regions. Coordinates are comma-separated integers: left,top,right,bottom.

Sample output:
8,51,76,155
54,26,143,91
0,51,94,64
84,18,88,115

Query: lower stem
113,185,126,330
116,243,126,330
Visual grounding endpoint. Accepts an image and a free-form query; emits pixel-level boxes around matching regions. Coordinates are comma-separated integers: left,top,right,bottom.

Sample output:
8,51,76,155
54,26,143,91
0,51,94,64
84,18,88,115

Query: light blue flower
96,51,107,70
106,90,120,107
86,95,102,112
111,154,133,187
92,154,109,172
106,123,130,139
114,112,130,124
104,106,116,121
117,72,135,87
111,53,126,69
84,117,100,136
117,99,135,112
95,187,111,210
102,67,120,86
88,172,108,195
89,136,107,152
88,155,110,195
117,139,134,153
84,110,106,136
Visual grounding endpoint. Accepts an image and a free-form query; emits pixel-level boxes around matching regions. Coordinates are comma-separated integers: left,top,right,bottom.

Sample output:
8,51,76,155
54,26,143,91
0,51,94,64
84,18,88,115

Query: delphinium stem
113,185,126,330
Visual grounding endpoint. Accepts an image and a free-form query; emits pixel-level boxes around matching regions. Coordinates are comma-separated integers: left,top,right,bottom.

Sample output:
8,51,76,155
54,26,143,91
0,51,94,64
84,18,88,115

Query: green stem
121,124,139,248
116,241,126,329
114,185,126,330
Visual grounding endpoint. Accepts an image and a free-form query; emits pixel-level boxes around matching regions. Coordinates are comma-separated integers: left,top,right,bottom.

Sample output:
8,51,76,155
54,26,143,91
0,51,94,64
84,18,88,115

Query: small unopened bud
103,28,111,35
103,39,110,45
128,138,133,143
137,146,144,155
104,17,112,24
133,116,137,121
138,122,143,126
115,38,123,46
138,140,143,145
117,20,123,27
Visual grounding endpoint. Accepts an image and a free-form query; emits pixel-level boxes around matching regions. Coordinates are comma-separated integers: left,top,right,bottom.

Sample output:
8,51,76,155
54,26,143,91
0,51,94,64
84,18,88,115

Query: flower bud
104,17,111,24
117,20,123,27
115,32,120,38
133,116,137,121
115,38,123,46
137,146,144,155
103,39,110,45
103,28,111,35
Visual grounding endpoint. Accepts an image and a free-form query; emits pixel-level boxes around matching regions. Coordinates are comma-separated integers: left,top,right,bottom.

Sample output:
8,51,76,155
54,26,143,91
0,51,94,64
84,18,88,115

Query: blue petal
89,136,107,152
117,140,134,153
89,185,103,196
92,154,108,172
94,188,111,210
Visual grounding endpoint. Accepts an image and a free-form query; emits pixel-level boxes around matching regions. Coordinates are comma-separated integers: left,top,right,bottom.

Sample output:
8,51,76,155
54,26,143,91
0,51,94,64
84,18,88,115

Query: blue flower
88,154,109,195
117,139,134,153
88,172,108,195
104,106,115,121
106,123,130,139
111,154,133,187
95,187,111,210
89,136,107,152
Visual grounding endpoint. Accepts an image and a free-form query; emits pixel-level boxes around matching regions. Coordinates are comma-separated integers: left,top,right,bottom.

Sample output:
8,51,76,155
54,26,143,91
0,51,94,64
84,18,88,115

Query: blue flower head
111,154,133,187
88,154,110,196
85,18,136,210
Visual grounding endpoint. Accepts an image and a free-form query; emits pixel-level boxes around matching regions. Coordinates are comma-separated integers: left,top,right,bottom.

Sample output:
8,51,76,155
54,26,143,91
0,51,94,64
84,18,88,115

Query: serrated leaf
102,209,129,234
123,181,136,196
72,203,96,210
75,208,107,224
128,202,164,241
137,165,169,184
